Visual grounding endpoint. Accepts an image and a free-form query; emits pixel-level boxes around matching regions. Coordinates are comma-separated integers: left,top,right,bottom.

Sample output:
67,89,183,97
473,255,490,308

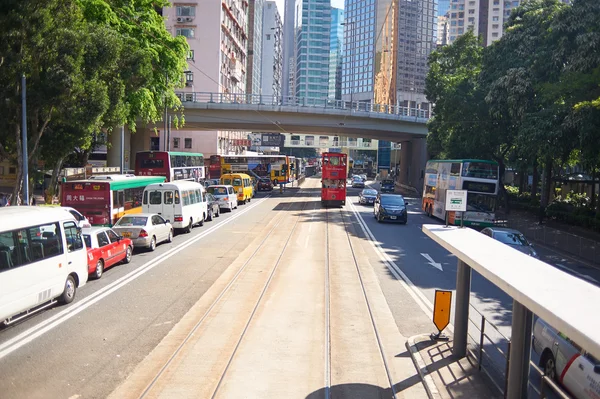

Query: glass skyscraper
295,0,332,100
329,7,344,100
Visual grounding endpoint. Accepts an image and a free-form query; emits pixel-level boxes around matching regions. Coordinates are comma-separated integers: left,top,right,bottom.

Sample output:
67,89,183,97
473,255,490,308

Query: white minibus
0,207,89,325
142,181,208,233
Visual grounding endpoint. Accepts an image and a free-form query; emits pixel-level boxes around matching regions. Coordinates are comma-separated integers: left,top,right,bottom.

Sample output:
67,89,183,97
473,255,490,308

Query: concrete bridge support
106,127,132,171
398,137,427,193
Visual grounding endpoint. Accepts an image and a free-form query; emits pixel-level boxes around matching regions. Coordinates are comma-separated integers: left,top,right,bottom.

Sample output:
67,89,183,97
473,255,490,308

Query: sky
274,0,345,20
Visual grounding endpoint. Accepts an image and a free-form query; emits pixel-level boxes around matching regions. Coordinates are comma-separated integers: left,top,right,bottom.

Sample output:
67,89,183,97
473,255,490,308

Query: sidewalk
407,335,501,399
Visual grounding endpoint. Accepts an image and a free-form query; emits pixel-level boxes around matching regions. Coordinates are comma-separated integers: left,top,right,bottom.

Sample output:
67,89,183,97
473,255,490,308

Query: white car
533,318,600,398
58,207,92,228
112,213,173,251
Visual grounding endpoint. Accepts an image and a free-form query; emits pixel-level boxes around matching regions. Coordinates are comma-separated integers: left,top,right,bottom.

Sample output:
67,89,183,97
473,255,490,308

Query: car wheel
185,219,192,233
207,209,213,222
93,259,104,279
540,351,557,381
248,196,251,202
149,236,157,251
59,275,77,304
167,230,173,243
124,246,133,264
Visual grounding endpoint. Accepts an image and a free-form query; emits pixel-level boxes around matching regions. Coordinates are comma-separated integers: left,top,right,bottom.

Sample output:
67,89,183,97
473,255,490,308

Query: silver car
206,185,238,211
112,213,173,251
480,227,539,258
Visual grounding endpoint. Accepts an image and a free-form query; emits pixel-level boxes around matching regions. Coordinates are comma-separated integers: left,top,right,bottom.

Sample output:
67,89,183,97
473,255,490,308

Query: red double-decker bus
321,152,347,207
208,155,222,179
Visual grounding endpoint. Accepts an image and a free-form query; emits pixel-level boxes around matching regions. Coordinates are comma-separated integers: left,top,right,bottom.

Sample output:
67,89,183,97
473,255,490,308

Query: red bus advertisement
321,152,347,207
135,151,205,182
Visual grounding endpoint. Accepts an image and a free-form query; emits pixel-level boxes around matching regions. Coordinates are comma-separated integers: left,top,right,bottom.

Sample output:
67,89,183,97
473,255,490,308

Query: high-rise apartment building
295,0,332,100
261,1,283,98
329,7,344,100
247,0,265,95
437,14,450,46
282,0,296,99
159,1,249,156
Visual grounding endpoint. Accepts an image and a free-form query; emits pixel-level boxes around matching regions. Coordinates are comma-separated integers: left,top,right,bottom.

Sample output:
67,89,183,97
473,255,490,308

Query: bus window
174,190,180,204
330,157,340,166
233,178,242,186
64,221,83,253
149,191,162,205
143,191,148,205
164,191,174,204
113,191,125,209
450,163,461,176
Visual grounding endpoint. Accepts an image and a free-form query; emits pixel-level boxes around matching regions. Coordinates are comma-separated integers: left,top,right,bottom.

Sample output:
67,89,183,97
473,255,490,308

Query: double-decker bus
135,151,205,183
208,155,222,179
61,175,165,226
221,155,290,183
422,159,499,227
321,152,347,207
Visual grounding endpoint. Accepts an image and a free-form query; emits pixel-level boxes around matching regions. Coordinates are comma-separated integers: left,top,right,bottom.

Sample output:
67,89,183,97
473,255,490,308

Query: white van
142,181,208,233
0,207,89,325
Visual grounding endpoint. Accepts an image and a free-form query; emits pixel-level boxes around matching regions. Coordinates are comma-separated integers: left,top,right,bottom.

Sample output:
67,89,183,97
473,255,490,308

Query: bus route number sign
445,190,467,212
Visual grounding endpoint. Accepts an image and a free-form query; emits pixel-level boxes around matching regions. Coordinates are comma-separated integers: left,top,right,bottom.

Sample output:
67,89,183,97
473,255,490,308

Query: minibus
220,173,254,205
142,181,207,233
0,207,89,325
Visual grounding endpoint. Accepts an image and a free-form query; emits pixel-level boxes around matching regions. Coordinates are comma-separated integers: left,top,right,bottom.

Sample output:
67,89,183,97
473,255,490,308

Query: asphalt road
346,181,593,398
0,190,282,399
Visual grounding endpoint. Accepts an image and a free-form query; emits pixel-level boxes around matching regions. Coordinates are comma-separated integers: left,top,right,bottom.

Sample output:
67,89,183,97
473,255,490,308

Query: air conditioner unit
176,17,184,22
185,17,194,22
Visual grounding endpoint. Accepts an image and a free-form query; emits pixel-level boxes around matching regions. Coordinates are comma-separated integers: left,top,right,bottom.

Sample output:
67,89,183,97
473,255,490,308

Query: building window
492,32,499,37
493,16,499,21
150,137,160,151
173,138,180,149
185,138,192,149
266,34,271,40
187,50,194,61
176,28,195,38
185,71,193,86
176,6,195,16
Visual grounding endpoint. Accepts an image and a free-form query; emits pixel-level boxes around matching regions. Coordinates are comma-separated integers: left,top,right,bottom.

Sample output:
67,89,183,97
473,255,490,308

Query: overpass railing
176,91,432,120
423,224,600,399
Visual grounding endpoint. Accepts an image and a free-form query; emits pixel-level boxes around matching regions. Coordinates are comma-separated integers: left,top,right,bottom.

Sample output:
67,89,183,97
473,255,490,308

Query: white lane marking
420,253,444,272
555,263,598,283
0,196,271,360
348,200,455,334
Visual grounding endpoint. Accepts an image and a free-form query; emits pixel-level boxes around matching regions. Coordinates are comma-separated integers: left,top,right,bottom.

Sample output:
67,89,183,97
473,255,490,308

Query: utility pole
22,74,29,205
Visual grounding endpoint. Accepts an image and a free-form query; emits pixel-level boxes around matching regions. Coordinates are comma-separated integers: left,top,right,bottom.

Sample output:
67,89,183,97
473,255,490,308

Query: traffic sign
433,290,452,334
445,190,467,212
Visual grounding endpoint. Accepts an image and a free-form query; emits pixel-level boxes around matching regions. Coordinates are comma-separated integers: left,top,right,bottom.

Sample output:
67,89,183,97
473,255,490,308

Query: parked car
380,179,395,193
82,227,133,279
207,185,238,211
258,178,274,191
351,177,365,189
480,227,538,258
48,206,92,228
205,193,221,221
112,213,173,251
359,188,378,205
374,194,408,224
533,318,600,399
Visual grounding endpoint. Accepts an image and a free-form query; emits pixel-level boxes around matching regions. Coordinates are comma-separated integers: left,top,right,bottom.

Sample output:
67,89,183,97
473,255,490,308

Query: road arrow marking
421,253,443,271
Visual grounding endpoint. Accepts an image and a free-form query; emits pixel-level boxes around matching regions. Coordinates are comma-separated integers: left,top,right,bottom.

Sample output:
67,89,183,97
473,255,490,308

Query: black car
380,179,395,193
374,194,409,224
359,188,378,205
205,193,221,221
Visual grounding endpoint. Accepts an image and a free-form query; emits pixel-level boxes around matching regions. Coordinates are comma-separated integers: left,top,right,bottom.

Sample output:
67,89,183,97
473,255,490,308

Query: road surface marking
420,253,443,271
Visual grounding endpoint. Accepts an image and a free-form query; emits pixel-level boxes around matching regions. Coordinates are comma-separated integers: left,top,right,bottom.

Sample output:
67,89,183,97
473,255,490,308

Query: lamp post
341,20,355,110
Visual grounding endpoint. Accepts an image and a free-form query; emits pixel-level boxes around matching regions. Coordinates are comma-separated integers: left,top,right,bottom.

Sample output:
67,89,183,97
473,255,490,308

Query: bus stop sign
445,190,467,212
432,290,452,339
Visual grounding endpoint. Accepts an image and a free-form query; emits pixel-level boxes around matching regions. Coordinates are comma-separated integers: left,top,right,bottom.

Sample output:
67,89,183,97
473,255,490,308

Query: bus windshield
462,162,498,179
467,193,496,212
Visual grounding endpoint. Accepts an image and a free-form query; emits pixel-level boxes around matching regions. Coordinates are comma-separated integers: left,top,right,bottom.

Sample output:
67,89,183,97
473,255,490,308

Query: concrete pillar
506,301,533,399
453,259,472,358
130,127,150,168
399,140,411,186
409,137,427,190
106,127,131,171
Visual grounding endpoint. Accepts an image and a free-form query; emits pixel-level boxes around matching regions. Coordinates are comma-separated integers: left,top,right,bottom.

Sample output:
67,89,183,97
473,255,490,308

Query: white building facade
261,1,283,98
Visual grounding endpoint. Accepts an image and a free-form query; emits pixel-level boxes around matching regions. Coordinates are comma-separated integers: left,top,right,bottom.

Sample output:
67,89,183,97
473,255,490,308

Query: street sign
433,290,452,334
445,190,467,212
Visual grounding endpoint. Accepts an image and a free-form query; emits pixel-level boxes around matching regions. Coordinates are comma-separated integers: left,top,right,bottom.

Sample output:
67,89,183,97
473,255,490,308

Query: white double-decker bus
0,207,89,325
422,159,500,227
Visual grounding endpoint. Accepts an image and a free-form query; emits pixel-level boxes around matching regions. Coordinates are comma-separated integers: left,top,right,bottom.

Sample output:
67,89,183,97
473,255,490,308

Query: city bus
0,207,88,325
220,155,290,183
208,155,222,180
61,175,166,226
135,151,205,182
321,152,347,207
422,159,499,227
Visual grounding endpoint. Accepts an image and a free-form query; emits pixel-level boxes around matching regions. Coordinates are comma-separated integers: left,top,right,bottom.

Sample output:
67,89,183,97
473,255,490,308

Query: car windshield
494,231,530,246
116,216,148,227
381,196,405,206
363,189,377,195
382,180,394,185
83,234,92,248
233,178,242,186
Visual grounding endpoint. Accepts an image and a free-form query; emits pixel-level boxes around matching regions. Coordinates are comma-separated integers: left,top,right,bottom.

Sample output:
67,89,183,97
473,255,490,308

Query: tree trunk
541,155,553,208
48,157,65,203
518,166,526,194
12,124,23,206
531,159,539,201
591,169,596,210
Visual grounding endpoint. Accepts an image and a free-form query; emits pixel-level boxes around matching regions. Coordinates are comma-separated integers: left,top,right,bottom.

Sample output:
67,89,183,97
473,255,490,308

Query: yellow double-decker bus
221,155,290,184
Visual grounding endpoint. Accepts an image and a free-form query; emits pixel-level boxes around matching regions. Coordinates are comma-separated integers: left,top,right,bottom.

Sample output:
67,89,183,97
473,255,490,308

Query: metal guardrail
175,91,432,121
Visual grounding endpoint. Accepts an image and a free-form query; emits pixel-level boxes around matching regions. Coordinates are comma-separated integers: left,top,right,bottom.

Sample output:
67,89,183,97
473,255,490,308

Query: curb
406,334,443,399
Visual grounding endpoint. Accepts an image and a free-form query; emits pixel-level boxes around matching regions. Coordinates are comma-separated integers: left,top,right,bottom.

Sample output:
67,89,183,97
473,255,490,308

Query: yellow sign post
432,290,452,341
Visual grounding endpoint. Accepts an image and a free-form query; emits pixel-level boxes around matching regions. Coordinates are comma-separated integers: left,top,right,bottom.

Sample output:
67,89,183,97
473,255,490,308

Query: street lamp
341,20,355,110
